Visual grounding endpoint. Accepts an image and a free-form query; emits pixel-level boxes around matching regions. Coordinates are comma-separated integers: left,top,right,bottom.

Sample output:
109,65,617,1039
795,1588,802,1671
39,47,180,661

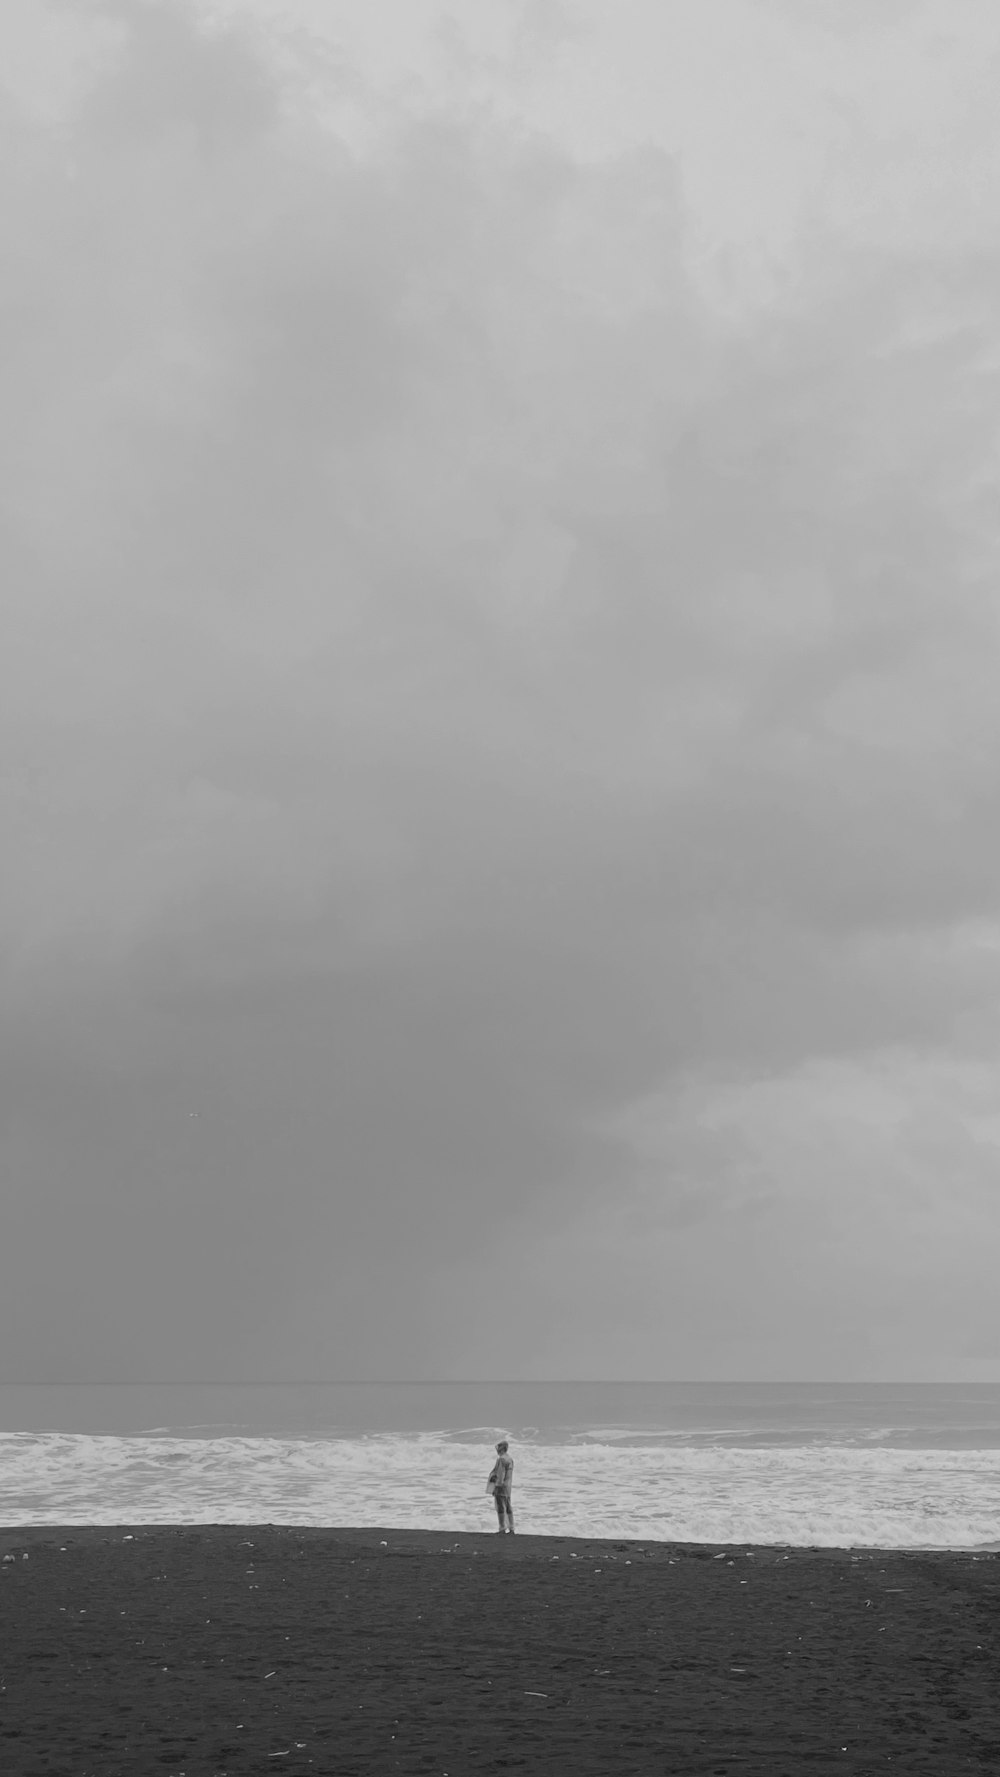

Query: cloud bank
3,0,1000,1379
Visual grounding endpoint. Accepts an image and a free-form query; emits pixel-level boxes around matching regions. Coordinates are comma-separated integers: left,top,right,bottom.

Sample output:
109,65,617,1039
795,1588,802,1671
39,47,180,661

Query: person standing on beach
489,1440,515,1534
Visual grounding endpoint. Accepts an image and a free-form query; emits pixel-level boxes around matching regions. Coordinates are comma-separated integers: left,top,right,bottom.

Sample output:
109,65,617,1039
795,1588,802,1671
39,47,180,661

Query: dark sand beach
1,1526,998,1774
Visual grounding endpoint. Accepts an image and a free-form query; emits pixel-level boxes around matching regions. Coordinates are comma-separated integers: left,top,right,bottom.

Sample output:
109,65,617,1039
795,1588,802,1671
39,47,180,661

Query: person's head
496,1440,508,1454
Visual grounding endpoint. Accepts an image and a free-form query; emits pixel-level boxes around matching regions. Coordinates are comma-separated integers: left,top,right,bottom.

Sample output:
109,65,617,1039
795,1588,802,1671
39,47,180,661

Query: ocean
2,1382,999,1548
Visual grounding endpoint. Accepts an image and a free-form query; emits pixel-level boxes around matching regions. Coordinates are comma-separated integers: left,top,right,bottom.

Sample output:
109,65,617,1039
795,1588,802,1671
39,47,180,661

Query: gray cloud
3,1,1000,1379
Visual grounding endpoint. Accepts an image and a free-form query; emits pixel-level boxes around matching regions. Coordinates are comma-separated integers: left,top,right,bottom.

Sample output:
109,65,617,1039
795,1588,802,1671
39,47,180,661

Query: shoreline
2,1525,999,1772
3,1522,999,1554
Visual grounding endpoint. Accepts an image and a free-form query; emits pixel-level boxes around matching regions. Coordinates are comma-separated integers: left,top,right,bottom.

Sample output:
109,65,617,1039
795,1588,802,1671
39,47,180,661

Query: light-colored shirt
494,1453,514,1495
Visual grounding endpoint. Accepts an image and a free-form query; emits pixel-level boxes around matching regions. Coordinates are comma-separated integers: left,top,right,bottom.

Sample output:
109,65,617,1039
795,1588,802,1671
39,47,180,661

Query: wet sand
1,1525,998,1774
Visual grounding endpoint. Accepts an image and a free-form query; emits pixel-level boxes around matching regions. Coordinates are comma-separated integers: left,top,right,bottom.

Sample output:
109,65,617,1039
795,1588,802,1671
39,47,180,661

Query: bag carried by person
486,1462,500,1496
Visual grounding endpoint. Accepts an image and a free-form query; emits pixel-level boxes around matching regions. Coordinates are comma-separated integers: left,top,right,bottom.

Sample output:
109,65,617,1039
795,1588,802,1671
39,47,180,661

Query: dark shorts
494,1488,512,1516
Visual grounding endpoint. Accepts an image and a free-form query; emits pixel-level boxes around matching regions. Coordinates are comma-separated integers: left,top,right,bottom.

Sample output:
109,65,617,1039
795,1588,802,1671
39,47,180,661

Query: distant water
2,1383,999,1548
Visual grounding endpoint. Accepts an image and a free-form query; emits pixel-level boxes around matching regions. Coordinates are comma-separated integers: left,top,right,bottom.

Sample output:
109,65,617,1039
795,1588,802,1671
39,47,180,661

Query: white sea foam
2,1433,999,1547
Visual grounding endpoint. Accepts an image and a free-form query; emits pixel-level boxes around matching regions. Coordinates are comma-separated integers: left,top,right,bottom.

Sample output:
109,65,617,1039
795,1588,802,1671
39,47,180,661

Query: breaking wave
2,1433,999,1547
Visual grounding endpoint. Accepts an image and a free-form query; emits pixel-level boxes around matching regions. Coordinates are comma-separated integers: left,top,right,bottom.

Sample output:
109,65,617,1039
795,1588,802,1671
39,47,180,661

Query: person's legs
505,1494,515,1533
494,1489,506,1532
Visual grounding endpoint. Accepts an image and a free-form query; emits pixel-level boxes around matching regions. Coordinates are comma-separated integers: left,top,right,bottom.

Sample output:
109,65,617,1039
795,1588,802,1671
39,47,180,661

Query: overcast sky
4,0,1000,1382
